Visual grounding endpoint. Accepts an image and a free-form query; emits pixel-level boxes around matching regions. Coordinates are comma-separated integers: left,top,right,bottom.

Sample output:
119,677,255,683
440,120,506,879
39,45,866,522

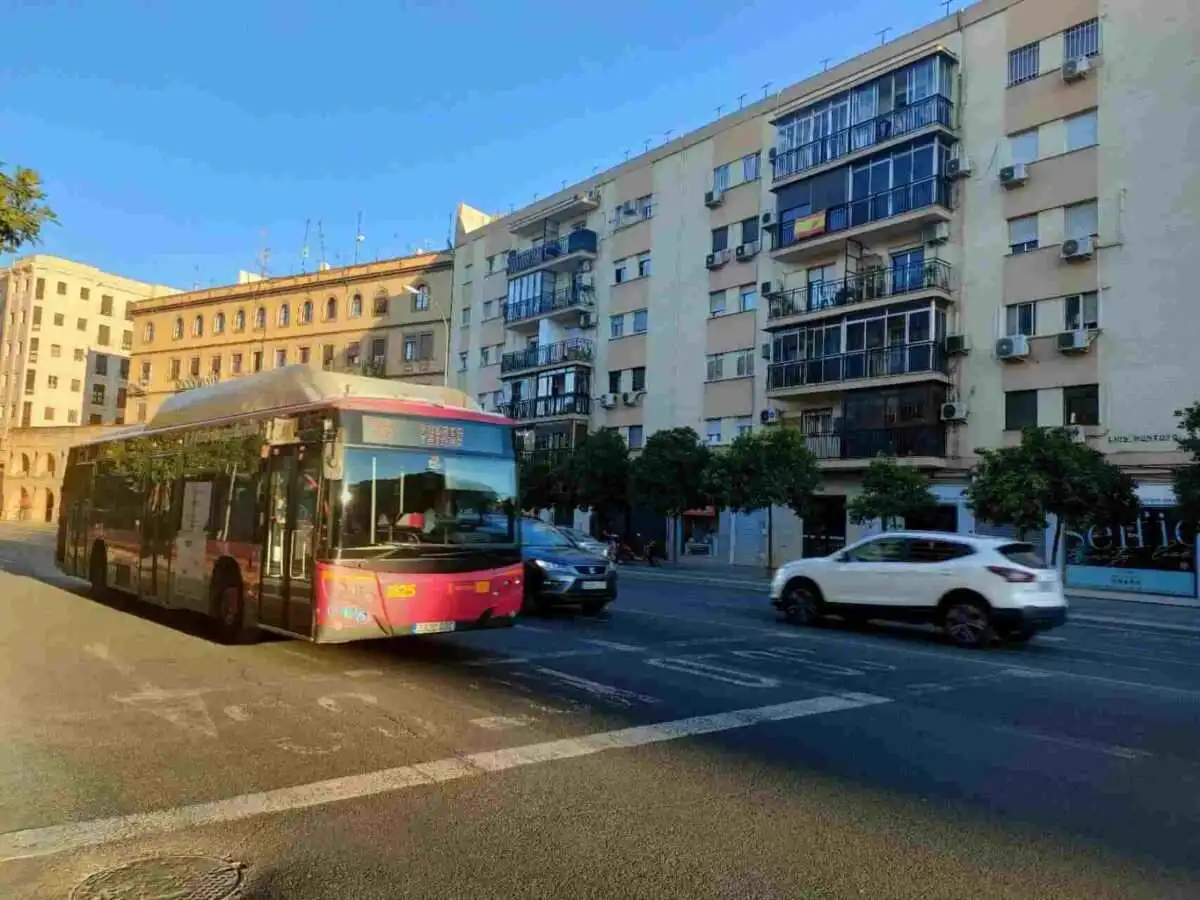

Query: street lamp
402,283,450,387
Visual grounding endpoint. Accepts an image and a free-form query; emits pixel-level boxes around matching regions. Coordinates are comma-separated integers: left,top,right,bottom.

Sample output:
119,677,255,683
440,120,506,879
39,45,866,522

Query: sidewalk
620,562,1200,636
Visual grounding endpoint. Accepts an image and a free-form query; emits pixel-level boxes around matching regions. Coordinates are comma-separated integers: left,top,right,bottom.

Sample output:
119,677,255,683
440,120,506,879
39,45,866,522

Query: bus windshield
337,446,517,551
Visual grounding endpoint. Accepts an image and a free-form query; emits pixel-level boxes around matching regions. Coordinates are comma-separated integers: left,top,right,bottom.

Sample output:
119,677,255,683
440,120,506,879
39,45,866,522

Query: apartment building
452,0,1198,589
0,255,177,432
131,253,453,422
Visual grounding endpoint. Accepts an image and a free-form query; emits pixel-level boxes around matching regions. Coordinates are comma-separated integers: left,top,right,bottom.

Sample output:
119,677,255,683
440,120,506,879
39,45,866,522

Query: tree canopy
518,453,574,514
631,426,712,518
708,428,820,519
847,457,936,530
1,164,57,254
566,428,631,523
1172,402,1200,527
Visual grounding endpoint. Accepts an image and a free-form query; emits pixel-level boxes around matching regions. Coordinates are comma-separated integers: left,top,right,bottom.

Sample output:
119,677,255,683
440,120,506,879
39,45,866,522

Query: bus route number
386,583,417,599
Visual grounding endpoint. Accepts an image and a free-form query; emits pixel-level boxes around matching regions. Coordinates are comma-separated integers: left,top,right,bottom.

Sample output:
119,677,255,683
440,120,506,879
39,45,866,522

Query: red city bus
56,366,524,643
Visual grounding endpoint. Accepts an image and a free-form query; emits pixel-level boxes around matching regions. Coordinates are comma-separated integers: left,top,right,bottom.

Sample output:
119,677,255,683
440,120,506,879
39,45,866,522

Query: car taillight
986,565,1036,583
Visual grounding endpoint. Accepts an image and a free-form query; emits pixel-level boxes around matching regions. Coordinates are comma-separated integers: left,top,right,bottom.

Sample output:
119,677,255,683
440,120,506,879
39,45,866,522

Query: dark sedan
520,518,617,614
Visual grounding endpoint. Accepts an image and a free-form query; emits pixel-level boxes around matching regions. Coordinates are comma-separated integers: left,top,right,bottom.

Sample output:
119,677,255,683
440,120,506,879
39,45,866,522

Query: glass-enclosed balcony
499,392,592,421
802,423,946,461
501,338,594,375
506,229,598,276
767,342,948,396
504,283,593,326
768,259,952,325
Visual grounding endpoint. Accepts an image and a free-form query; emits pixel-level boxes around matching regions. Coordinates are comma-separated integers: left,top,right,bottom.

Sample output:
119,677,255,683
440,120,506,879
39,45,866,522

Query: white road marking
0,692,889,862
728,648,863,677
85,643,220,738
989,724,1151,760
527,667,662,706
581,639,643,652
470,715,535,731
343,669,384,679
1037,635,1067,643
316,692,378,714
514,623,554,634
645,656,781,688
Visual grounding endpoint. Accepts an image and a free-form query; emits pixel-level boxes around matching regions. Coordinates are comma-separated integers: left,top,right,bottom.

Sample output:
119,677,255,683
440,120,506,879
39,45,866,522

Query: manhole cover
71,855,243,900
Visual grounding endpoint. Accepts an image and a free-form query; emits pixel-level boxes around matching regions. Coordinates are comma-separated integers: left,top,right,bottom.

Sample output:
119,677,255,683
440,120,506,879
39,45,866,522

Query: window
252,350,263,372
1008,215,1039,253
278,304,290,327
70,377,82,392
740,217,759,246
483,299,495,320
706,354,724,381
709,290,726,317
739,285,757,312
172,317,184,339
734,416,753,437
734,349,754,377
1009,128,1039,165
189,356,200,377
139,361,151,384
213,312,225,334
608,370,622,394
122,330,132,350
89,414,103,425
254,307,266,329
80,287,90,301
636,252,651,278
713,163,731,193
234,308,246,331
460,305,470,326
321,345,335,370
136,403,146,423
1064,18,1101,59
627,425,644,450
300,300,313,324
211,355,222,375
630,366,646,392
56,281,67,295
346,342,361,365
613,258,628,284
403,334,418,361
1064,292,1099,330
271,348,285,368
374,292,389,315
53,313,64,326
906,538,975,563
100,295,114,316
97,324,111,346
639,194,654,219
1063,384,1099,426
28,337,39,362
50,343,61,358
48,374,60,389
325,297,337,320
31,306,42,330
480,346,491,366
458,351,468,371
91,384,106,406
1005,302,1037,336
705,418,722,444
742,152,760,183
1008,42,1039,86
73,348,85,361
35,278,44,299
350,294,363,317
23,370,36,394
711,226,729,253
610,314,625,339
43,406,55,422
632,309,648,334
417,332,434,361
119,358,129,378
68,410,79,424
299,346,311,364
1065,200,1098,240
1065,110,1098,151
144,322,155,343
411,285,430,312
169,359,181,380
124,301,133,321
1004,390,1038,430
231,353,243,374
846,537,908,563
95,353,109,375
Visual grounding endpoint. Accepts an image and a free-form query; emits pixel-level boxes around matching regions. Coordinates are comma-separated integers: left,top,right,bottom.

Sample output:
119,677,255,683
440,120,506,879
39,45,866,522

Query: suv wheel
943,598,994,649
781,581,823,626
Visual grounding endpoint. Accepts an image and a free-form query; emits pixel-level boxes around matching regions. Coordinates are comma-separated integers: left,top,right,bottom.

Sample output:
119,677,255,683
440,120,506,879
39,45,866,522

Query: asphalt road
1,524,1199,899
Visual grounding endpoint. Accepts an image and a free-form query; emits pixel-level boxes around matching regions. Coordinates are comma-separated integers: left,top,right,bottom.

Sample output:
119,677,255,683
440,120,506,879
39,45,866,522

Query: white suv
769,531,1067,648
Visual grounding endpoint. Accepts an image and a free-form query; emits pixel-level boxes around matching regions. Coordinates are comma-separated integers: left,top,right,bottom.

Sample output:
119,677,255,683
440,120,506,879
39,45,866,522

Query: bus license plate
582,580,607,590
413,621,456,635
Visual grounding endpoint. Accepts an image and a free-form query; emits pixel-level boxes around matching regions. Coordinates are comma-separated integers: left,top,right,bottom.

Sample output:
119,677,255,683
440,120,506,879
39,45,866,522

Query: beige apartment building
131,253,453,422
0,255,177,432
452,0,1199,595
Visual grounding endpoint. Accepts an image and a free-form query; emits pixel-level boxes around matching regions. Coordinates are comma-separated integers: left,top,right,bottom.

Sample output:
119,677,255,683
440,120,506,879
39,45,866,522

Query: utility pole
354,212,365,265
301,219,311,273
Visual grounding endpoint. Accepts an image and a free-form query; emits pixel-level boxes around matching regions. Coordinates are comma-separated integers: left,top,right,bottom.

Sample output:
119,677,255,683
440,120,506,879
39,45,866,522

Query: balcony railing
768,259,952,321
501,338,594,374
504,283,593,325
802,424,947,460
777,177,951,250
506,229,598,276
772,95,953,182
499,392,592,421
767,341,948,391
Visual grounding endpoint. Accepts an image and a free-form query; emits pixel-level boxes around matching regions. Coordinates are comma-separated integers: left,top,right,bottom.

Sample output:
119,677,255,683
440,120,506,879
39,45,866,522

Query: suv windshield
337,447,517,551
521,519,575,549
998,542,1048,569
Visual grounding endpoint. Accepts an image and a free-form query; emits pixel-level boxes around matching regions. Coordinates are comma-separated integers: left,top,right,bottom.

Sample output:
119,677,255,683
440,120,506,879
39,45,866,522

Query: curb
618,568,1200,637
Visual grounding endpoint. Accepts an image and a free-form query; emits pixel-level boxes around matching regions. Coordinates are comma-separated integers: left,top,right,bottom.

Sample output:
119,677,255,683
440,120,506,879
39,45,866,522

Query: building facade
1,424,118,522
0,255,177,433
451,0,1199,595
131,253,454,422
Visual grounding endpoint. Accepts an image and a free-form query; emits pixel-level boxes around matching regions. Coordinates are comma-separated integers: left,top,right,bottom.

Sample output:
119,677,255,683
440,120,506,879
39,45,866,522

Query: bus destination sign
360,415,509,455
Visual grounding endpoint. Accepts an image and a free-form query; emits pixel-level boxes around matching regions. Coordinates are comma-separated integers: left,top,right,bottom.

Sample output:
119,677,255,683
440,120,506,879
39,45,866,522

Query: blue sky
1,0,946,289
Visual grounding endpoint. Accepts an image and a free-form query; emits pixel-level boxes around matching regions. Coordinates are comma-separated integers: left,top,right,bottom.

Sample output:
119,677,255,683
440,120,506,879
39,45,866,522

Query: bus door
140,480,174,605
259,445,322,637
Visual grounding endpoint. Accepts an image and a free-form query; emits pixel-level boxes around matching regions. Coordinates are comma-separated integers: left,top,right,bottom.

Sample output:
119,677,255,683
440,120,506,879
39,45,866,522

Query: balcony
768,259,952,326
771,95,953,185
773,177,952,265
500,392,591,421
802,424,947,463
507,229,598,276
504,283,593,327
501,338,594,375
767,341,948,396
509,190,602,238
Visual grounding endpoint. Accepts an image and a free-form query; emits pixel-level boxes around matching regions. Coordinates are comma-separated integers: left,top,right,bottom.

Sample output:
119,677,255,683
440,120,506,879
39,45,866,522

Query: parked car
768,531,1067,648
520,518,617,614
555,525,613,560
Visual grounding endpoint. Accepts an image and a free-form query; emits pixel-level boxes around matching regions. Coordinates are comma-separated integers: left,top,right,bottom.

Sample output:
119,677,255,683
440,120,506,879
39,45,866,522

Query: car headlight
533,559,573,575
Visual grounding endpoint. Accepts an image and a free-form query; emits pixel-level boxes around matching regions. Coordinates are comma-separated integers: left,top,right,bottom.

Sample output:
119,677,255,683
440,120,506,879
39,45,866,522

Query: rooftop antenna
761,82,772,99
192,265,201,291
939,0,953,15
354,211,365,264
664,130,673,142
876,27,892,46
715,103,725,117
317,220,327,270
738,93,747,109
821,57,832,72
257,228,270,278
300,218,311,273
644,139,651,153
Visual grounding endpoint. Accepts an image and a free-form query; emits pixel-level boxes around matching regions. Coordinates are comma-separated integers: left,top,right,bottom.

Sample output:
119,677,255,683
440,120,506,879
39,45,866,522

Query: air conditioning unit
940,401,969,423
761,211,774,228
946,156,973,180
1062,56,1091,82
760,342,772,360
578,311,593,329
924,221,951,244
576,273,595,290
704,190,724,208
760,281,775,296
768,147,777,161
760,408,780,425
621,391,641,407
1060,236,1094,261
1067,425,1087,443
735,241,760,260
621,201,637,216
599,393,618,409
944,333,971,356
705,250,730,269
995,334,1031,360
999,163,1028,188
1057,330,1090,353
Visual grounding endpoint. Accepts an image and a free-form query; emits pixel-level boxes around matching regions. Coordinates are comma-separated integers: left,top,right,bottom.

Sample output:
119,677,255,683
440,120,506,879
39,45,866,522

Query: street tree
518,453,574,514
566,428,631,529
847,457,936,531
709,427,821,520
1,163,57,253
1172,402,1200,527
965,426,1140,565
631,426,712,518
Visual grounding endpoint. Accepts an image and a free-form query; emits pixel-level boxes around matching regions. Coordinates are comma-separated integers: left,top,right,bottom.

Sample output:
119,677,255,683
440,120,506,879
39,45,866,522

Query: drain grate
71,855,243,900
